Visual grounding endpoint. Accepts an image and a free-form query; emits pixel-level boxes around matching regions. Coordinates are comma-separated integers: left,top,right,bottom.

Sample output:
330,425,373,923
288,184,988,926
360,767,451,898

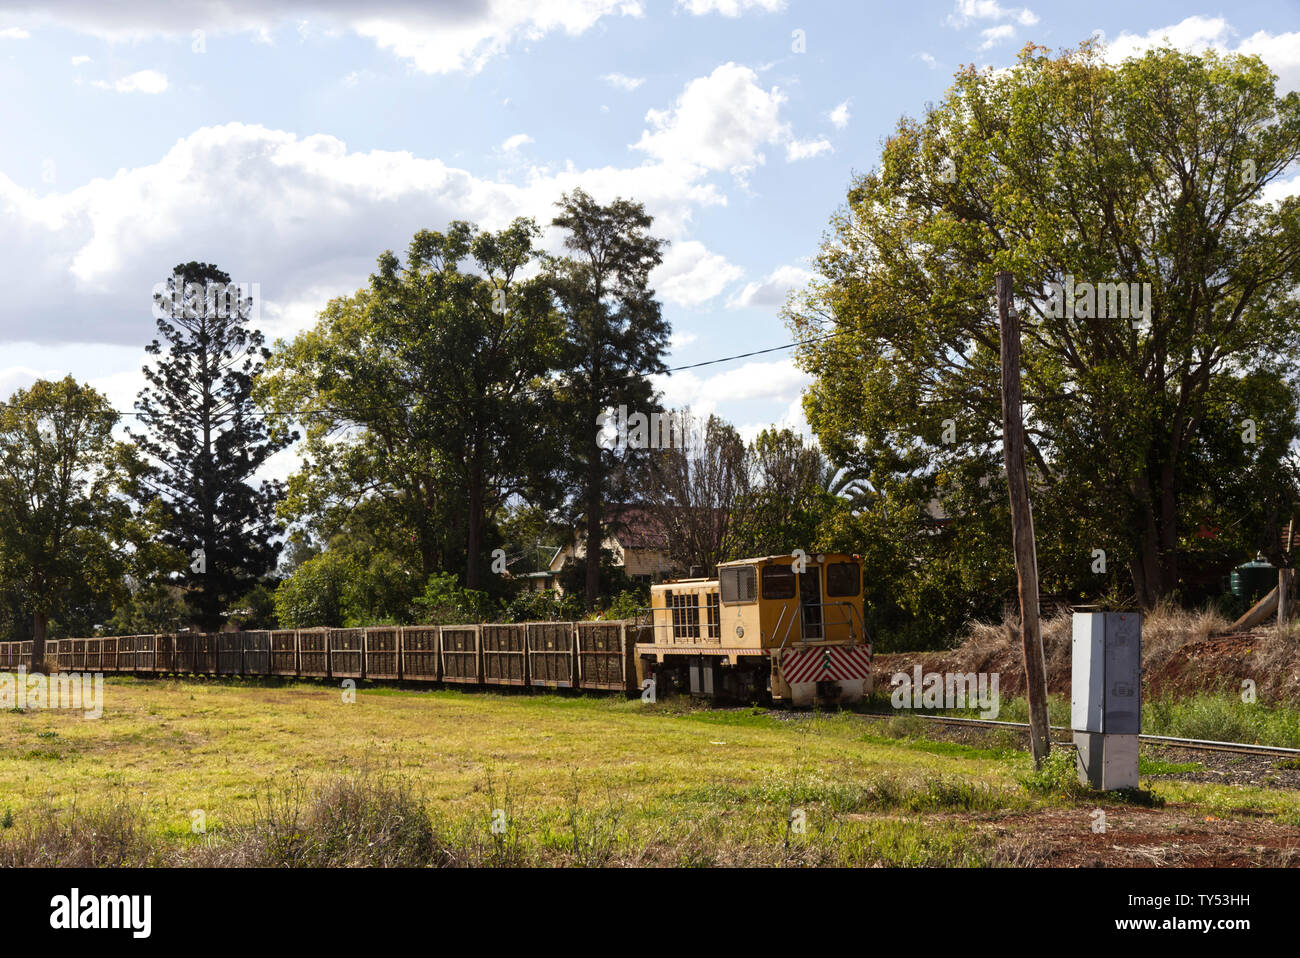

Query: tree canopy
0,378,160,659
258,219,563,593
790,40,1300,610
131,262,291,630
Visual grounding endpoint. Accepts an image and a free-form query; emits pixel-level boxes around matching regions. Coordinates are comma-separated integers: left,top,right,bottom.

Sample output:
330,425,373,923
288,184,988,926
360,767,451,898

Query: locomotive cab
638,552,872,706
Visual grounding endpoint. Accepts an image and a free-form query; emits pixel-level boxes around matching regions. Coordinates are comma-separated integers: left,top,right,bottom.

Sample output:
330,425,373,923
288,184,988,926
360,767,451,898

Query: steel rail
854,711,1300,759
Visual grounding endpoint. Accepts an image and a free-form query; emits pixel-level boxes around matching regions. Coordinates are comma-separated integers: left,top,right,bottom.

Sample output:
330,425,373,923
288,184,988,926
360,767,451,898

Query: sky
0,0,1298,481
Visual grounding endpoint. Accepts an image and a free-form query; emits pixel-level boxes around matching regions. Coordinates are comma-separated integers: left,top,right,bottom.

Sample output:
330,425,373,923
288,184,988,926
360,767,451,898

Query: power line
0,329,848,420
0,291,990,421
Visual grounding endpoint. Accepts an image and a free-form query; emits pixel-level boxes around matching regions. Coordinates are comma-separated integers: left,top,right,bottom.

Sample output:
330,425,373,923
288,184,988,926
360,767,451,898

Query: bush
275,549,424,627
1019,748,1088,798
413,573,494,625
603,589,646,621
0,794,157,867
228,582,278,630
498,588,583,623
1145,696,1300,749
274,551,353,628
108,585,186,635
340,552,421,626
556,548,638,603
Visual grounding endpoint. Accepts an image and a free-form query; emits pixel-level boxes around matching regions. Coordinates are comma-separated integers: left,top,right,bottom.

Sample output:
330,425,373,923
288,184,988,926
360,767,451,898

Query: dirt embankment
874,610,1300,705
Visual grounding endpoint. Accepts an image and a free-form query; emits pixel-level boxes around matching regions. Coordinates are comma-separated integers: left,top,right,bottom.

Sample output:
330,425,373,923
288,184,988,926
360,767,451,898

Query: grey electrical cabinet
1071,611,1141,790
1071,611,1141,733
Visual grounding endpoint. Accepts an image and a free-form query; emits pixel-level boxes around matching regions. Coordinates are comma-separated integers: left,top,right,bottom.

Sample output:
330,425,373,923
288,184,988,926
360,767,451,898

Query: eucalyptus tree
259,220,562,590
791,41,1300,607
546,189,670,608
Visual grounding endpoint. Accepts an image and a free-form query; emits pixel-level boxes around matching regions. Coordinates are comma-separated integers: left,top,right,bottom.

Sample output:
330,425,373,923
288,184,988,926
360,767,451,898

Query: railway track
857,711,1300,760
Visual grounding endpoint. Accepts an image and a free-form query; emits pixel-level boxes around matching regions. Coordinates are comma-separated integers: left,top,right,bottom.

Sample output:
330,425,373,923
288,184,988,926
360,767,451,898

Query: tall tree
732,428,839,558
259,287,462,582
645,411,749,575
547,189,670,608
791,41,1300,608
131,262,292,630
259,220,561,590
0,378,137,663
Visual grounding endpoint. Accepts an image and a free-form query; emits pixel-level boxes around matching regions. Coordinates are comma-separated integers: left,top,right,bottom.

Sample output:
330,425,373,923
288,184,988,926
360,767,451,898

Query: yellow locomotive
636,552,872,705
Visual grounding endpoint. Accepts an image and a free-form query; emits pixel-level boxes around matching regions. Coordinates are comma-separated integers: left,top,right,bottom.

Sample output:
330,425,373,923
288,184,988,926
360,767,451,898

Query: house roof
604,506,669,551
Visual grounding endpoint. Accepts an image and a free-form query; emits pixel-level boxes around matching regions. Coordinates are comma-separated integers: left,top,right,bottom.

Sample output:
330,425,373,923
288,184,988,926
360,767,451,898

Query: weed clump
211,774,441,867
1019,748,1163,807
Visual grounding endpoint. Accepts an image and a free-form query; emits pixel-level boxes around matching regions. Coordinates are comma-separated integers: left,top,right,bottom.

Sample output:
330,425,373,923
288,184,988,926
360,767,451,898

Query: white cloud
669,331,698,350
727,264,815,309
501,132,534,152
1101,18,1300,93
632,62,827,179
946,1,1037,28
70,54,90,65
1,65,822,347
654,358,810,417
785,137,831,161
603,72,644,90
634,63,785,176
87,362,151,421
828,99,851,129
1237,29,1300,92
1260,172,1300,206
737,393,810,444
918,51,937,68
0,120,732,346
979,24,1015,49
0,1,647,74
0,341,150,415
0,365,56,399
676,0,785,15
1102,15,1230,62
93,69,169,94
0,26,30,39
355,1,646,75
653,240,744,307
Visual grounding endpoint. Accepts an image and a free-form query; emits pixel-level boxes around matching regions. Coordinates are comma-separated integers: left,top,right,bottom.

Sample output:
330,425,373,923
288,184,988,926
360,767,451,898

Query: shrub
274,551,353,628
413,573,494,625
498,589,583,623
603,590,646,621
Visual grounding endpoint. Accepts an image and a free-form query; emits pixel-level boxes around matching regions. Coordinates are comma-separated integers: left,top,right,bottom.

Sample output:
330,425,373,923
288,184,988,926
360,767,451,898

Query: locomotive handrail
777,601,866,656
770,605,787,645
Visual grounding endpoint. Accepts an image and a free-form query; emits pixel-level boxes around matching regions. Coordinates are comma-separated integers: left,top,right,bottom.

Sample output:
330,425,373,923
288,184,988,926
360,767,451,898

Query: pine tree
130,262,294,630
547,190,670,608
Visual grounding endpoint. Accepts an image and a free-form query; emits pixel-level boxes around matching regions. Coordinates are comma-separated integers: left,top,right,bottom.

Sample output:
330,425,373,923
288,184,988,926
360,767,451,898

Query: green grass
1144,696,1300,749
1,677,1298,865
929,689,1300,750
1139,757,1204,775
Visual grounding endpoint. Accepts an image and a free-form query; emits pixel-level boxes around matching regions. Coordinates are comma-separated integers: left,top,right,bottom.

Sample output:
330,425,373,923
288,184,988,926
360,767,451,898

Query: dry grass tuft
926,604,1300,703
0,792,158,867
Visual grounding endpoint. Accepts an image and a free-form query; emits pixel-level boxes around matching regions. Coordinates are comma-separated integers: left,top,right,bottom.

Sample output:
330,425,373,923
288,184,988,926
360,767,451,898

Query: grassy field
2,677,1299,866
894,689,1300,749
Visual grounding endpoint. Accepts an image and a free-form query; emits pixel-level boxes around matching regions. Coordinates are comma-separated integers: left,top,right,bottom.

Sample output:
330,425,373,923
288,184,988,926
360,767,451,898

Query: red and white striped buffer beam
780,645,872,685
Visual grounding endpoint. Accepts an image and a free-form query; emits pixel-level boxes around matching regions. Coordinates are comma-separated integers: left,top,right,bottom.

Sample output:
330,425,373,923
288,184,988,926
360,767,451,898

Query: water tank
1231,557,1275,603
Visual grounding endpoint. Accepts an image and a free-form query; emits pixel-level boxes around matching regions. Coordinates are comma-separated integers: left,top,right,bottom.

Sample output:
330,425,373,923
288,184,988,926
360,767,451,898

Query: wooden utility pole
1281,569,1291,627
1281,517,1296,628
997,271,1051,766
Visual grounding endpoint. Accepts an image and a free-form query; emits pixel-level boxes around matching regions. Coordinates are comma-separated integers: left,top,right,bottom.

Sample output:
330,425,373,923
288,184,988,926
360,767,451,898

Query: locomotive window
826,561,861,597
671,591,700,639
719,566,757,604
706,593,720,639
761,563,796,600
